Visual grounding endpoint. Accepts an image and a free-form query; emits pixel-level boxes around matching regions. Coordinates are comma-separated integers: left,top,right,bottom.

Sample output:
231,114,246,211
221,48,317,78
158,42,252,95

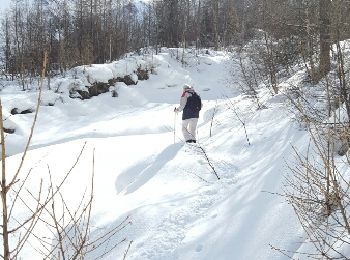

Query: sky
1,41,350,258
0,0,11,12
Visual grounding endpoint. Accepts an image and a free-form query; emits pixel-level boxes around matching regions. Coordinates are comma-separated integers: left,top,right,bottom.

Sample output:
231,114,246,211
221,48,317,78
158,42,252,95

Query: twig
209,100,218,137
225,98,251,146
123,240,133,260
195,144,220,180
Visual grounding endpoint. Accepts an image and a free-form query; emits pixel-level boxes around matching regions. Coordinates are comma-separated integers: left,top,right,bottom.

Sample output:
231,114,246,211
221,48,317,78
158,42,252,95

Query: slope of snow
1,49,308,259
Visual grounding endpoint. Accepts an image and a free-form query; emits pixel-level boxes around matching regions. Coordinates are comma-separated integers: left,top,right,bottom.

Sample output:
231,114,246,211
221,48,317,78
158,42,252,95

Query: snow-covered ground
1,48,311,259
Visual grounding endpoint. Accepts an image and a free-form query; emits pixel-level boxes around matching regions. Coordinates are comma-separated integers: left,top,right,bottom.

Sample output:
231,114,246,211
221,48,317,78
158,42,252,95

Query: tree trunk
212,0,219,50
319,0,331,78
0,99,10,260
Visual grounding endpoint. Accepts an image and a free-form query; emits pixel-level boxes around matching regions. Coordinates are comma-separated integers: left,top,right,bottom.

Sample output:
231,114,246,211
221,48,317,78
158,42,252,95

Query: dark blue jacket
181,91,202,120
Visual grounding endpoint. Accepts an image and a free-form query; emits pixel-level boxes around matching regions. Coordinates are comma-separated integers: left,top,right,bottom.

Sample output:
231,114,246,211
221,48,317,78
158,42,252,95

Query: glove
174,107,179,113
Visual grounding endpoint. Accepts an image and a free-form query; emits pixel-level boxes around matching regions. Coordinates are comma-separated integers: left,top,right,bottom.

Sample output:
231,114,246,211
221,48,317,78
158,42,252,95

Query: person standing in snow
174,84,202,143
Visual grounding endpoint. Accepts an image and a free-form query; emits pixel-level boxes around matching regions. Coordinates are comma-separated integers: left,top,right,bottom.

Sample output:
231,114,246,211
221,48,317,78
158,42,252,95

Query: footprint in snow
136,242,144,248
196,244,203,252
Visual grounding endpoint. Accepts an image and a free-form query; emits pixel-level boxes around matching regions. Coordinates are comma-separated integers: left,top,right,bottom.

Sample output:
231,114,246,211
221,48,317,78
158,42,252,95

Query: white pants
182,118,198,141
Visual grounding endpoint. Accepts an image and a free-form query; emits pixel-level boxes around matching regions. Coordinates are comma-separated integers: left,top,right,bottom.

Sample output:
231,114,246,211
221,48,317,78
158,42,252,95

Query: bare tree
318,0,331,79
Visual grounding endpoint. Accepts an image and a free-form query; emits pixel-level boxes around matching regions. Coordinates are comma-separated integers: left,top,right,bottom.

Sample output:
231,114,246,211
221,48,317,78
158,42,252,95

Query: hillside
0,48,332,259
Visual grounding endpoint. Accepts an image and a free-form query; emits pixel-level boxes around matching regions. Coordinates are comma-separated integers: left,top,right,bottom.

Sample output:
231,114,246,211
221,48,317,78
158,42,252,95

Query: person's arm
175,92,188,112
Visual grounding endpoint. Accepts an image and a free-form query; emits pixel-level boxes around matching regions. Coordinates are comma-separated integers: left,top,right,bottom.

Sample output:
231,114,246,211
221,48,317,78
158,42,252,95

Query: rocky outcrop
116,75,138,85
69,67,149,99
21,109,34,114
10,108,34,115
3,127,15,134
10,108,19,115
88,82,110,97
70,81,115,100
137,68,149,80
73,89,90,100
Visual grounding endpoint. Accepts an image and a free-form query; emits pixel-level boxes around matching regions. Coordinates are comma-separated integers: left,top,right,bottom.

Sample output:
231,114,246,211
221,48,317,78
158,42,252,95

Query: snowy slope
1,49,307,259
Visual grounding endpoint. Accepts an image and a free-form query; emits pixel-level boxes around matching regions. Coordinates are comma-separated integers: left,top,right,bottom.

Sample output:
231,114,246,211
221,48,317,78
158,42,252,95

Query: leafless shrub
283,71,350,259
284,127,350,259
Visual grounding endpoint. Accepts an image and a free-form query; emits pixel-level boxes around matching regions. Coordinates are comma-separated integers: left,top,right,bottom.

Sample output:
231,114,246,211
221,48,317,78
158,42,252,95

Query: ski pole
174,107,177,144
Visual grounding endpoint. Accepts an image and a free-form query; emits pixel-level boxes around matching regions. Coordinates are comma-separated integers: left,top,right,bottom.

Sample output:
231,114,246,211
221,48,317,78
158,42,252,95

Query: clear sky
0,0,11,13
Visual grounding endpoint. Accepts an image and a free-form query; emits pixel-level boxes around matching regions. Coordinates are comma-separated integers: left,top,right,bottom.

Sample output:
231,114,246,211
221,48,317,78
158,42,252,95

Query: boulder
69,82,111,99
75,90,90,100
21,109,34,114
11,108,34,114
10,108,19,115
111,90,118,97
116,75,138,85
137,68,149,80
88,82,110,97
108,78,118,86
3,128,15,134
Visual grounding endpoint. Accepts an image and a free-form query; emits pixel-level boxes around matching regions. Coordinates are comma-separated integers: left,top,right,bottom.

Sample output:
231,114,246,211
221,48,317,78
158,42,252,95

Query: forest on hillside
0,0,349,82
